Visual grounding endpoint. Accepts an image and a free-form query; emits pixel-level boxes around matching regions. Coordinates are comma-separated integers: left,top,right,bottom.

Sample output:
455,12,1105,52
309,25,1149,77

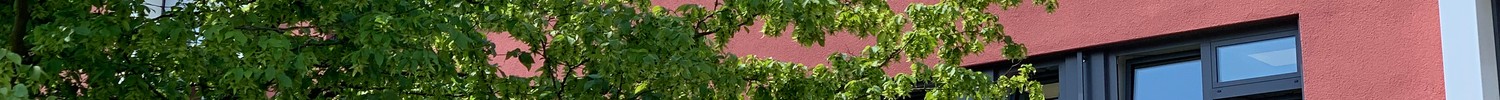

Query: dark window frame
1206,30,1300,85
1033,61,1063,100
1104,28,1210,100
981,58,1063,100
968,16,1301,100
1488,0,1500,97
1121,51,1202,100
1107,23,1302,100
1204,28,1303,98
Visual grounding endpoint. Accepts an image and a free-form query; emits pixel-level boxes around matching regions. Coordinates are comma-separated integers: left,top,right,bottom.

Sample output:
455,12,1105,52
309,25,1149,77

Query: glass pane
1134,60,1204,100
1043,83,1059,99
1216,37,1299,82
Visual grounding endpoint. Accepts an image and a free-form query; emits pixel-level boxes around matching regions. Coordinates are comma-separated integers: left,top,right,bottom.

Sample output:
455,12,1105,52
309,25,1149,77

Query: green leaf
11,84,25,98
225,68,244,79
2,50,18,65
279,74,295,89
227,30,248,44
677,4,706,20
516,51,534,68
634,81,650,93
73,26,92,35
584,79,603,90
0,87,8,98
262,69,279,82
260,36,290,49
0,75,8,87
28,66,42,80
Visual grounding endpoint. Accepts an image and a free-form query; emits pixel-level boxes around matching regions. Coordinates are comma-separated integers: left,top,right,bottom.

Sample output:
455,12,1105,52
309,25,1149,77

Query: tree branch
291,37,345,51
465,0,485,5
236,26,319,33
10,0,36,65
691,5,761,39
330,83,469,97
692,14,758,39
554,58,589,99
146,11,206,21
872,49,904,69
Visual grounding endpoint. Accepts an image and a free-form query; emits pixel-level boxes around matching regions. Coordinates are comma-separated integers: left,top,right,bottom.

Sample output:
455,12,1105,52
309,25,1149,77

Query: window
980,59,1061,100
1041,83,1059,100
1112,23,1301,100
1206,30,1303,98
1214,37,1298,82
967,19,1301,100
1035,64,1062,100
1002,66,1061,100
1131,59,1203,100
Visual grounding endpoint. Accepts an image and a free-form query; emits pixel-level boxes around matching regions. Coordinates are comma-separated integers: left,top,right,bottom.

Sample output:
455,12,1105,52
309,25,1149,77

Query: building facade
486,0,1499,99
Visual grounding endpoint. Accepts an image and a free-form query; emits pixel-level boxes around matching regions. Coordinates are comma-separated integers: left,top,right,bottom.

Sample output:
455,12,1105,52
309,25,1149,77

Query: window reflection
1043,83,1059,100
1217,37,1299,82
1134,60,1204,100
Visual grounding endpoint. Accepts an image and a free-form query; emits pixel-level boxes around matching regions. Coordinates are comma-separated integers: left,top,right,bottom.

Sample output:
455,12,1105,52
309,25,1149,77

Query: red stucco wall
987,0,1443,99
489,0,1444,99
1297,0,1443,99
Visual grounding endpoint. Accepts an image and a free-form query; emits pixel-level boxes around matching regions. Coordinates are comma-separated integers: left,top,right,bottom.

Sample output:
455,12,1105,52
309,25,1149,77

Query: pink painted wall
985,0,1443,99
488,0,1444,99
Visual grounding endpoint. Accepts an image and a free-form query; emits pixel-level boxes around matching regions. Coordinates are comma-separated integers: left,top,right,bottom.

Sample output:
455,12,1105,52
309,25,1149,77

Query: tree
2,0,1057,99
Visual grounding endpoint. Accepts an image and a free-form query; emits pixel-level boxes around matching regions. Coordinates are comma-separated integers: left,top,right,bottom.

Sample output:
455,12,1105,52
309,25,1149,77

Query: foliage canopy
2,0,1057,99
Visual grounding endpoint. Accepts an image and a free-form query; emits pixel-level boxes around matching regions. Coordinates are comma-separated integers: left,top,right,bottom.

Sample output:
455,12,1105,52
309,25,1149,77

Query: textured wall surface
1295,0,1442,99
487,0,1444,99
986,0,1442,99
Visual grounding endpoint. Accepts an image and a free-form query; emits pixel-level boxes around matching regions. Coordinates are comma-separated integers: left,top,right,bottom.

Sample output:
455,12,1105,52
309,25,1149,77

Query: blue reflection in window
1217,37,1299,82
1134,60,1203,100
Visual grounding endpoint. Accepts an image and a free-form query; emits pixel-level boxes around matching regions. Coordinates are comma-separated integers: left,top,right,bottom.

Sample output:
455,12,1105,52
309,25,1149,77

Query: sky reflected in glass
1134,60,1203,100
1217,37,1299,82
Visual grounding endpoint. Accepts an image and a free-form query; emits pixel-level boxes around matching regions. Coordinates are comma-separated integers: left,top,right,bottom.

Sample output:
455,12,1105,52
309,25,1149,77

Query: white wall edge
1441,0,1499,100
